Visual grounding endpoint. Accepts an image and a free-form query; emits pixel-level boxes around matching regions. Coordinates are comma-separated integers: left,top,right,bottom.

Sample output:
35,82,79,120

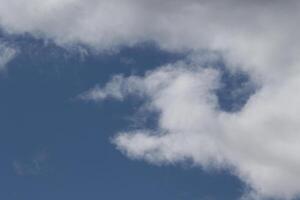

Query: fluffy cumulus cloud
1,0,300,199
84,59,300,200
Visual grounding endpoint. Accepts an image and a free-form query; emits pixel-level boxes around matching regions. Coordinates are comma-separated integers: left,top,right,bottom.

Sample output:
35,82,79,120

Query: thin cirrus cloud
1,0,300,199
0,43,17,71
13,150,49,176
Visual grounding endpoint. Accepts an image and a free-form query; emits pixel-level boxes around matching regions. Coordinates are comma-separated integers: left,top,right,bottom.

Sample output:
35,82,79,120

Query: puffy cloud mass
2,0,300,199
1,0,300,81
84,58,300,200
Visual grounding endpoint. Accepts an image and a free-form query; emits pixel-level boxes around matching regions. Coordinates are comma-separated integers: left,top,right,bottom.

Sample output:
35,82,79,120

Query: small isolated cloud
0,43,17,71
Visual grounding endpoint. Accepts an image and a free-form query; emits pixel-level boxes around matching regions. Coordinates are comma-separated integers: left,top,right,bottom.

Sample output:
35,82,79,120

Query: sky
0,1,300,200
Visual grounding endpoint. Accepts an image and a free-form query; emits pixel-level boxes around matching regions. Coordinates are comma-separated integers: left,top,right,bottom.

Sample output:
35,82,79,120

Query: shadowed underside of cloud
1,0,300,199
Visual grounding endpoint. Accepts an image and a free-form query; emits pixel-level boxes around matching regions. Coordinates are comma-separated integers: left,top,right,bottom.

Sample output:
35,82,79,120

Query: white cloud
0,0,299,77
2,0,300,199
0,43,16,71
0,0,299,79
84,58,300,200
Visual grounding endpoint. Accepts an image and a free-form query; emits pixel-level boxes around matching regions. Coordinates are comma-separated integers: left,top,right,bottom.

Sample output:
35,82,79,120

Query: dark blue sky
0,35,245,200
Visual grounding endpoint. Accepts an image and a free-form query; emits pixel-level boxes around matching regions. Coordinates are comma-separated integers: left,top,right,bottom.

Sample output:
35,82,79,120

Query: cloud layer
1,0,300,80
1,0,300,199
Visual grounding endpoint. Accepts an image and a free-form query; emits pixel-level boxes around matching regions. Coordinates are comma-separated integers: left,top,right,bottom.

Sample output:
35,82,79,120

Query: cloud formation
1,0,299,80
1,0,300,199
85,58,300,200
0,0,299,71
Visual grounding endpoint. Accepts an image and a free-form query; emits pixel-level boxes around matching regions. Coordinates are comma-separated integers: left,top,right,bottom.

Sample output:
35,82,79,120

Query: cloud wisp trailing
13,150,49,176
0,42,16,71
1,0,300,199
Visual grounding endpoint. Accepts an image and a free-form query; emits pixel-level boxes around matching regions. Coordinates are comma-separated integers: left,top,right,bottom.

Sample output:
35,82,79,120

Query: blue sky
0,35,243,200
1,1,300,200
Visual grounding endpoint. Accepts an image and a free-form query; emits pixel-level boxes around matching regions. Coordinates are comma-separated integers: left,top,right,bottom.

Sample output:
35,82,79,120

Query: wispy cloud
13,150,49,176
0,43,17,71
